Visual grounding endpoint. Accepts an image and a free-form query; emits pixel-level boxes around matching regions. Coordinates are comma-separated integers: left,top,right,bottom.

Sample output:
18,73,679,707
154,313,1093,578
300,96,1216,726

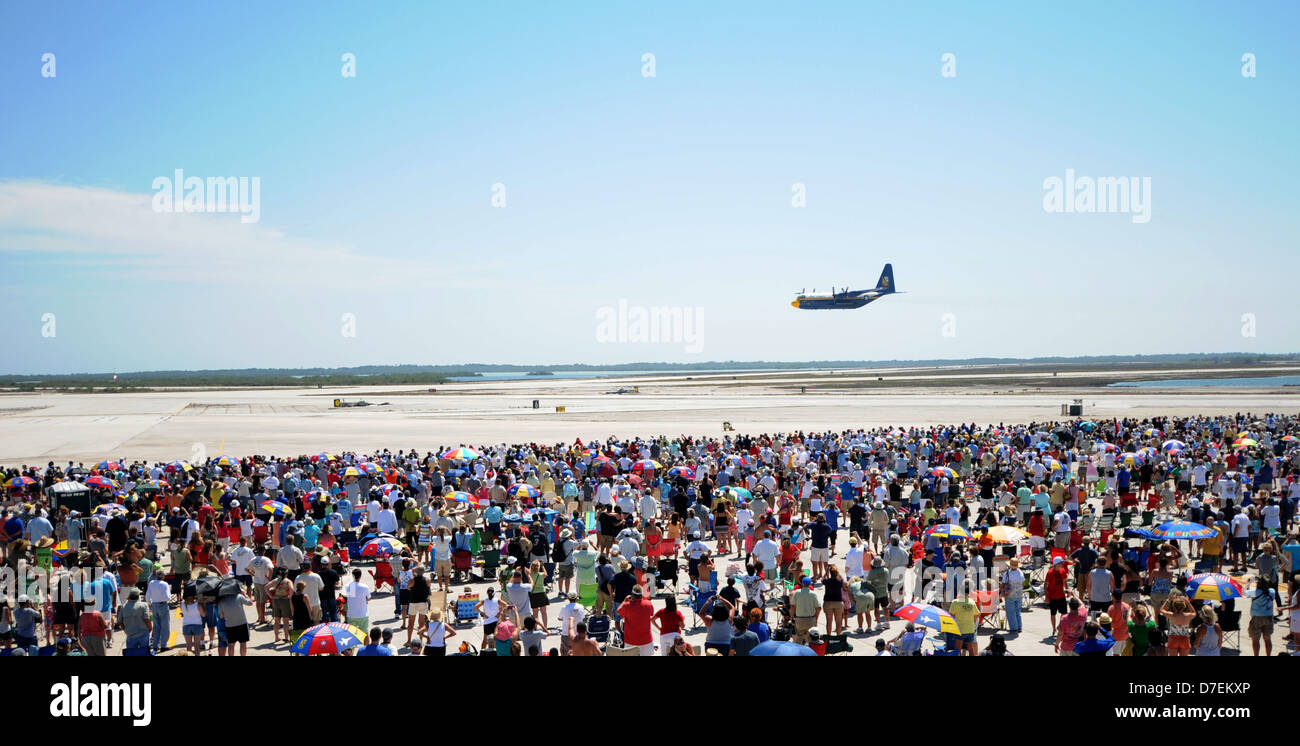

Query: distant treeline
2,352,1295,389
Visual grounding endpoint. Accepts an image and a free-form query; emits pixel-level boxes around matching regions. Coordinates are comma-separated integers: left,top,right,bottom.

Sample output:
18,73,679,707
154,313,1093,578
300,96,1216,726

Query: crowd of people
2,412,1298,656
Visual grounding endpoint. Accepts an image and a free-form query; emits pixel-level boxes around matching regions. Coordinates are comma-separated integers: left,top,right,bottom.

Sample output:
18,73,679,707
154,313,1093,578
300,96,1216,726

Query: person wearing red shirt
616,587,656,656
652,596,685,656
1044,555,1071,635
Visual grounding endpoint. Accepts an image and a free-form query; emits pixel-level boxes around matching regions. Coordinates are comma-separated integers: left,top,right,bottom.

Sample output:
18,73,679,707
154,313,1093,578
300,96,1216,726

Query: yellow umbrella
983,525,1030,544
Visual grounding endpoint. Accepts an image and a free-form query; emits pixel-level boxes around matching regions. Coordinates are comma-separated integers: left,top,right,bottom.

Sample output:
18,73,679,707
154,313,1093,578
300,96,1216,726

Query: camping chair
1139,510,1154,527
369,561,395,591
1098,529,1115,547
825,631,854,655
479,546,501,580
586,614,612,643
1218,609,1241,650
686,584,717,629
1117,512,1132,528
655,557,680,596
453,593,480,627
452,550,475,582
974,590,1004,630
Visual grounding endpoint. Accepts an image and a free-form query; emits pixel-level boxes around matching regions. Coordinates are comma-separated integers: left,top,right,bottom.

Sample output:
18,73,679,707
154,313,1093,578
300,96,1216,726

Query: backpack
552,538,568,563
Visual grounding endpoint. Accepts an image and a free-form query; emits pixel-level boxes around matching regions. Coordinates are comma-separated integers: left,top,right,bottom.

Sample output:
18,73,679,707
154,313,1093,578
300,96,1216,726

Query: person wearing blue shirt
484,504,504,539
3,512,24,546
1073,622,1115,656
25,515,54,544
302,522,320,550
355,628,393,656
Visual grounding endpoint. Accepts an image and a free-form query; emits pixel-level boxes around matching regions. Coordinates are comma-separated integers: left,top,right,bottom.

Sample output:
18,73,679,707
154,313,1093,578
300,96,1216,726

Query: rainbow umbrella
85,476,119,490
441,447,483,461
258,500,294,517
5,476,37,489
361,536,405,556
667,465,696,480
1162,440,1187,453
923,524,970,540
630,459,663,473
894,602,961,635
1148,520,1215,540
290,622,367,655
1143,428,1163,438
446,491,480,505
163,461,192,473
1185,573,1244,602
214,456,240,467
930,467,958,480
723,455,749,467
1281,435,1298,443
506,484,541,501
1233,437,1258,449
1115,452,1145,468
310,453,338,463
96,461,123,471
982,525,1029,544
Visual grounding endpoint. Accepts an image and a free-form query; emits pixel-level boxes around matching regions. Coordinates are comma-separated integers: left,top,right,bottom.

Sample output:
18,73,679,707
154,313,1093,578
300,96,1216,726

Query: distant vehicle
791,263,899,310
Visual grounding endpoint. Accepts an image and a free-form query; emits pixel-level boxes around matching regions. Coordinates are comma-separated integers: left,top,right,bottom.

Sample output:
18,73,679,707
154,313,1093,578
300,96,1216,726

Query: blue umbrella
749,640,818,657
1148,520,1216,540
1123,527,1156,540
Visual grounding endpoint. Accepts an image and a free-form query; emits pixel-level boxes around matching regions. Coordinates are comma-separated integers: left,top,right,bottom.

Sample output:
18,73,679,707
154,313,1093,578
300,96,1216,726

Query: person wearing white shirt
638,494,659,527
145,569,172,652
377,504,399,535
1053,509,1072,548
557,594,587,656
230,540,256,583
344,569,372,631
843,538,865,579
752,531,780,578
595,481,613,507
1230,511,1251,571
366,498,382,526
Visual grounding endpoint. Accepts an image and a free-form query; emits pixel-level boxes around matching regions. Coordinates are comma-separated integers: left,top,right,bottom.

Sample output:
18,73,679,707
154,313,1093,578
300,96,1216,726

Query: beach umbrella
356,462,380,475
132,479,168,493
309,453,337,463
441,447,483,461
590,454,612,464
340,466,363,478
596,462,616,477
93,503,121,515
96,461,123,471
50,540,71,563
1233,437,1258,449
1044,459,1063,473
290,622,367,655
1162,440,1187,453
930,467,958,481
214,456,240,467
446,491,480,506
85,476,119,490
1143,428,1163,438
5,476,36,489
506,484,541,501
1280,435,1298,443
1185,573,1244,602
1123,527,1156,540
163,461,192,473
1078,421,1098,431
723,455,749,467
894,602,961,635
667,465,696,480
258,500,294,517
361,536,405,557
922,524,970,540
1097,443,1118,453
1115,452,1145,468
749,640,818,657
982,525,1029,544
992,444,1012,457
724,486,753,501
630,459,663,473
1148,520,1215,540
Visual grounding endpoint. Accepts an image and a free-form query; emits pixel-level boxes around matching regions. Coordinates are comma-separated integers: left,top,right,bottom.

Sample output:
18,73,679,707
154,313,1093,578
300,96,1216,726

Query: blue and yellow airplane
791,263,898,310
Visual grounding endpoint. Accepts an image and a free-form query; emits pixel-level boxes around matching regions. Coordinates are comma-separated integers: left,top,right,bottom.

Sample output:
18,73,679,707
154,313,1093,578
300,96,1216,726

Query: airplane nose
791,299,800,309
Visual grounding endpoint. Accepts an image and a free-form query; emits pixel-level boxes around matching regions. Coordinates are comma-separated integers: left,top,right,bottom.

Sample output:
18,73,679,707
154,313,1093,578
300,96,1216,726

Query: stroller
586,614,613,644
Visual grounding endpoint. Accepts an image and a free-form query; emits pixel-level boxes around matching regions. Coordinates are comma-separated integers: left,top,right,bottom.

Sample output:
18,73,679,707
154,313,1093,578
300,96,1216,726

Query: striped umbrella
1143,428,1164,438
214,456,241,467
341,466,362,478
361,536,405,557
446,490,482,506
1185,573,1244,602
992,444,1012,457
163,461,192,473
894,602,961,635
724,486,753,501
85,476,120,490
94,503,121,515
723,455,749,467
290,622,367,655
630,459,663,473
923,524,970,540
982,525,1029,544
310,453,338,463
667,465,696,480
1233,437,1258,449
1162,440,1187,453
506,484,541,501
1148,520,1215,540
1280,435,1299,443
930,467,958,481
96,461,123,471
441,447,483,461
1097,443,1119,453
356,462,380,475
5,476,37,489
258,500,294,517
1115,452,1145,468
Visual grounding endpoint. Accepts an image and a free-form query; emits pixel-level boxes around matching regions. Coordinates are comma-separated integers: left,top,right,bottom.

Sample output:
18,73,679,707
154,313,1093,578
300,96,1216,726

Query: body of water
1109,375,1300,388
447,368,806,382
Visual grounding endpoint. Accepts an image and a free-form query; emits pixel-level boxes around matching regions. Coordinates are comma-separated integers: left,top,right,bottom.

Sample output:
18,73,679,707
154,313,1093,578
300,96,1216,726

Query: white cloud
0,181,500,288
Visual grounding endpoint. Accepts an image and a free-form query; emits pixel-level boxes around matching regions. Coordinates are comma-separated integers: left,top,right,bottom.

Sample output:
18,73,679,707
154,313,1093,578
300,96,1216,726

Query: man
557,592,586,656
790,576,821,644
948,583,979,656
1106,591,1131,656
145,568,172,652
431,527,454,593
1248,577,1280,656
808,513,831,581
1229,509,1251,572
1087,557,1115,614
344,568,372,633
317,556,340,623
730,615,760,656
1072,620,1115,656
12,594,42,651
1052,507,1072,549
1044,555,1070,634
297,564,324,623
356,627,393,656
1055,597,1087,655
505,570,533,621
230,537,255,588
248,546,274,625
276,537,305,581
752,530,780,581
216,586,254,656
570,620,603,656
120,587,153,650
616,586,656,655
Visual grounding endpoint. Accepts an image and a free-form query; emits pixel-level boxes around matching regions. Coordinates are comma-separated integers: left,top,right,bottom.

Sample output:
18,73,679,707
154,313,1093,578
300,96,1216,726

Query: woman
416,517,433,565
396,558,413,624
1147,556,1173,620
266,568,294,643
652,596,684,655
822,565,846,636
702,594,736,655
289,580,313,646
714,499,731,554
493,604,520,657
475,587,500,649
180,593,205,655
1193,604,1222,656
529,560,550,630
406,569,431,645
421,608,456,656
666,635,696,656
1160,594,1196,656
1128,603,1158,657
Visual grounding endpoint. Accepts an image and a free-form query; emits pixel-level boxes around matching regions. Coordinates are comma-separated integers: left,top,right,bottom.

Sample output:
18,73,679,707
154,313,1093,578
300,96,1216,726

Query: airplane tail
876,263,896,293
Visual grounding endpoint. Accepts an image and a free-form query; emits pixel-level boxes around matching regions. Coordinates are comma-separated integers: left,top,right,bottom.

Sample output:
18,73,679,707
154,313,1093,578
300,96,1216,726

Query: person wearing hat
1000,557,1025,633
120,587,153,651
553,527,578,598
790,576,821,645
145,567,172,652
12,594,41,652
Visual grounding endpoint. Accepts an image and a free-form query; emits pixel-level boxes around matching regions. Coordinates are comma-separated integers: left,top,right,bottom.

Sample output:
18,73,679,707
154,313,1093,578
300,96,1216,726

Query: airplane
791,263,899,310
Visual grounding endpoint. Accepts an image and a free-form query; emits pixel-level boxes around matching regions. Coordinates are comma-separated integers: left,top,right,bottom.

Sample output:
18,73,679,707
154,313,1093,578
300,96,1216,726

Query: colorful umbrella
930,467,958,480
290,622,367,655
441,447,483,461
982,525,1029,544
1162,440,1187,453
724,486,753,501
258,500,294,517
667,465,696,480
163,461,192,473
214,456,240,467
749,640,818,657
341,466,362,478
723,455,749,467
310,453,338,463
1097,443,1119,453
96,461,123,471
446,491,483,506
1185,573,1244,602
5,476,36,489
133,479,168,493
1143,428,1164,438
992,444,1012,457
1233,437,1258,449
894,602,961,635
1148,520,1215,540
1115,452,1145,468
506,484,541,501
361,536,405,556
85,476,120,490
93,503,121,515
630,459,663,473
923,524,970,540
356,462,380,475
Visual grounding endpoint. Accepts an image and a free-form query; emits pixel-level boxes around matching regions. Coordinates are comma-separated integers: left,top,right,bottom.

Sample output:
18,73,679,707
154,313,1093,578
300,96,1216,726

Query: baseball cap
1052,556,1064,565
800,576,812,585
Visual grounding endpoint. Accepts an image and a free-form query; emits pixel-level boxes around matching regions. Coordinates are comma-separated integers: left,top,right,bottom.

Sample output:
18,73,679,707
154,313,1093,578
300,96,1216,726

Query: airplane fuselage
791,294,873,309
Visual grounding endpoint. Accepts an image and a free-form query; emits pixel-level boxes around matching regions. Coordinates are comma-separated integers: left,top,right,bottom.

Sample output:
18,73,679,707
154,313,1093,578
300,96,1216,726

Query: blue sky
1,1,1297,374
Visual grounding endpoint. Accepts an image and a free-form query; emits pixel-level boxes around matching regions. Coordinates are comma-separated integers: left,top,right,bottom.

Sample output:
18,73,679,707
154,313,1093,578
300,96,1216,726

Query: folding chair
1218,609,1241,650
453,593,480,627
687,585,716,629
1117,512,1132,528
586,614,612,643
974,590,1004,630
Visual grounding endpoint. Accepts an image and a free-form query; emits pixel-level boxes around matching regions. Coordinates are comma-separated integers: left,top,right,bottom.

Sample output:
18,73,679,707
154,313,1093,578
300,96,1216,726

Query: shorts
530,592,550,608
874,595,889,610
811,548,830,563
483,621,497,637
253,584,268,605
558,564,574,580
435,559,451,578
1048,598,1068,614
948,632,976,645
225,623,250,644
1090,599,1109,613
1231,537,1248,554
272,597,293,620
408,602,429,617
182,623,204,637
1248,616,1274,639
1166,635,1191,652
347,617,370,633
824,601,844,616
